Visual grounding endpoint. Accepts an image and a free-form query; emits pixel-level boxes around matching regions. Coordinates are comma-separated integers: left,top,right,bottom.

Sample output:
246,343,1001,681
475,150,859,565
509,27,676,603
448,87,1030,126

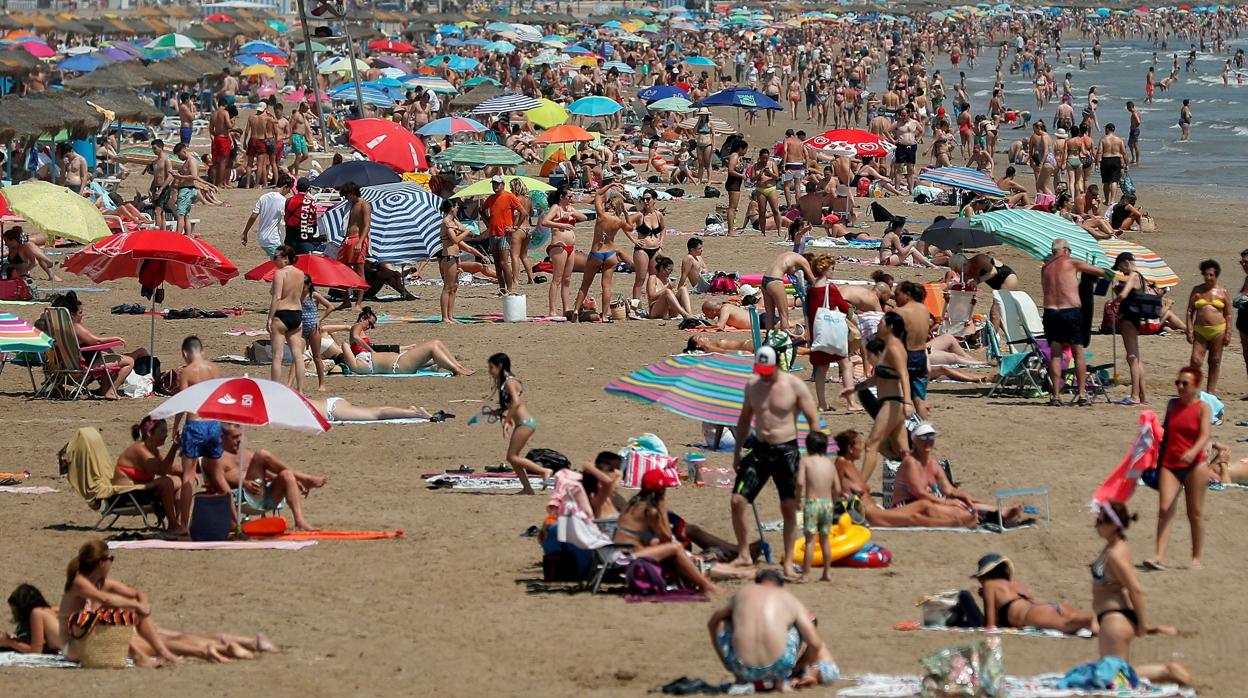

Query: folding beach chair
63,427,164,531
35,307,124,400
554,501,633,593
997,291,1112,403
985,291,1046,398
0,350,42,393
938,290,979,344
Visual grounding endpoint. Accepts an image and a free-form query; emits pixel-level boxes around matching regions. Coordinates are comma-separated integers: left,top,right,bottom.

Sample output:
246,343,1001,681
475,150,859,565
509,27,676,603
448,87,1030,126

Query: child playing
796,431,842,582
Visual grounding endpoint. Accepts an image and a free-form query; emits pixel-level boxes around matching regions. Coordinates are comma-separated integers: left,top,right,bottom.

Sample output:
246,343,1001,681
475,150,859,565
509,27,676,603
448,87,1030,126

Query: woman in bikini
437,199,485,324
574,182,629,321
114,417,193,536
1091,502,1189,685
927,120,953,168
309,397,432,423
487,352,550,496
1185,259,1232,394
508,178,535,287
1145,366,1212,571
750,148,783,238
693,109,715,185
1065,124,1088,200
1111,253,1150,406
540,186,586,319
841,312,913,484
612,472,723,594
333,333,473,376
630,188,665,304
975,554,1092,633
646,255,696,320
724,139,750,235
786,76,801,120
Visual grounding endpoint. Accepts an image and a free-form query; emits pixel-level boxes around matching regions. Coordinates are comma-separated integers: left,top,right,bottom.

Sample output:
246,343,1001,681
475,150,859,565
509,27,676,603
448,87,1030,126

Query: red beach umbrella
346,118,428,172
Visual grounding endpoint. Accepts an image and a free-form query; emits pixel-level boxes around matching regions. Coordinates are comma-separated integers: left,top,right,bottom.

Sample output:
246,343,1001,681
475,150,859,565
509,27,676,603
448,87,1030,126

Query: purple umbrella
371,56,410,71
111,42,146,58
100,47,134,62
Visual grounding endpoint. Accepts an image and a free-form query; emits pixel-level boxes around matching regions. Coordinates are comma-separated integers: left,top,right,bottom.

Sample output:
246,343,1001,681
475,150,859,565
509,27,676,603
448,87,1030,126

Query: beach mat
874,523,1037,534
107,540,318,551
837,672,1194,698
341,368,453,378
894,620,1091,640
255,530,404,541
0,486,58,494
425,473,552,490
1209,481,1248,492
330,417,430,425
0,652,131,669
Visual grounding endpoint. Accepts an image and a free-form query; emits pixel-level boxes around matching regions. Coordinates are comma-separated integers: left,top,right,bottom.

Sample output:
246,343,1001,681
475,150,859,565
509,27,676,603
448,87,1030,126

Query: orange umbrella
533,124,593,144
539,149,567,177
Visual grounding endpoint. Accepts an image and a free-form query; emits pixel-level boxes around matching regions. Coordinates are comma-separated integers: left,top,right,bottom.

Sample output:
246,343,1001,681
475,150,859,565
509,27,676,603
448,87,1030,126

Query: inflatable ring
792,513,871,567
832,542,893,568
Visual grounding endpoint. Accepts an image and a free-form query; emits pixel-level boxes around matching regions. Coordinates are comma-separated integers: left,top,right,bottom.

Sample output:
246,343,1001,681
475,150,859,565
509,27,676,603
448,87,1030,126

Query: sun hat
696,107,711,116
490,174,505,184
1055,127,1069,139
910,421,937,439
971,553,1014,579
737,283,759,297
754,345,779,376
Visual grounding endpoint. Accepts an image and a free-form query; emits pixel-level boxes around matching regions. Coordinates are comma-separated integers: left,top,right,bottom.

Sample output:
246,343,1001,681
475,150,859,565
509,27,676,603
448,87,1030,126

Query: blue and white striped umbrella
471,93,543,114
319,183,444,262
328,84,398,108
602,60,635,74
917,166,1007,197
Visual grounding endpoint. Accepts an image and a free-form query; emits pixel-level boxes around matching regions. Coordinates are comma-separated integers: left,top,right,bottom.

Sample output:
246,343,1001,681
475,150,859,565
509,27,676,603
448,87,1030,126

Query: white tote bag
810,289,849,356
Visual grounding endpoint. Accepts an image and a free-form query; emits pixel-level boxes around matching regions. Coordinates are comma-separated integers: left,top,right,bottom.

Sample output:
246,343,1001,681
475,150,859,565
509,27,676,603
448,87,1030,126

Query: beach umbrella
291,40,329,53
451,176,554,199
59,54,106,73
1098,240,1179,288
563,45,592,54
803,128,895,158
676,115,733,134
971,209,1110,269
696,87,782,111
244,255,368,289
569,56,600,68
602,60,635,74
486,22,513,32
267,20,289,33
309,161,402,189
684,55,716,67
63,46,96,56
240,40,285,56
205,13,235,22
637,84,688,102
919,217,1000,251
568,96,622,116
240,64,275,78
402,75,457,94
524,98,569,128
417,116,487,136
533,124,594,144
319,182,444,262
647,97,693,113
436,24,463,35
1,181,109,244
433,142,523,167
471,93,543,115
464,38,491,47
0,313,52,353
329,84,396,108
319,57,370,74
256,53,289,67
232,54,263,66
484,41,516,54
346,118,427,172
14,41,55,59
368,39,416,54
918,166,1007,197
146,33,201,50
462,76,502,88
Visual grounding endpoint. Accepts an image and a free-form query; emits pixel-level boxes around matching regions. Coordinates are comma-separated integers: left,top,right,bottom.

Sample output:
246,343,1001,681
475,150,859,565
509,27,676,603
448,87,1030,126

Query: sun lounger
36,307,124,400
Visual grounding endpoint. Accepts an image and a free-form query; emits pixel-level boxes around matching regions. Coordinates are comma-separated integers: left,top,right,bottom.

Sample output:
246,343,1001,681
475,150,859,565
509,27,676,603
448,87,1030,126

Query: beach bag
1119,170,1136,197
918,590,962,627
1122,285,1161,321
118,370,153,399
810,292,849,357
622,450,681,489
526,448,572,473
919,637,1003,697
1138,215,1156,233
0,278,32,301
763,330,796,371
707,271,738,294
69,609,136,669
625,557,667,595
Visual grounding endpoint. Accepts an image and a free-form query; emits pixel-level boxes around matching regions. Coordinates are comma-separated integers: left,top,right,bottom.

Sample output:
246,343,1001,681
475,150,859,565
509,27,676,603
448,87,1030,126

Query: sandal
484,464,510,474
1140,559,1167,572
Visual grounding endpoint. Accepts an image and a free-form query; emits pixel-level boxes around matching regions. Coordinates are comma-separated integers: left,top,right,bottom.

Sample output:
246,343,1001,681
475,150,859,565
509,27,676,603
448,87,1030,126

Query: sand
0,101,1245,698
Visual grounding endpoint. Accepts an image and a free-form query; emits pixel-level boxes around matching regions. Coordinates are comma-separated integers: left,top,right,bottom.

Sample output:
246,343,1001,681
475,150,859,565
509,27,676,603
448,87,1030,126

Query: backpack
526,448,571,473
707,272,738,294
625,557,667,595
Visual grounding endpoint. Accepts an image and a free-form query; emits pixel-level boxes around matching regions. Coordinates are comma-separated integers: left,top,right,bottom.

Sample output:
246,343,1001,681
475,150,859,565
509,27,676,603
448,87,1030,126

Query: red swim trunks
211,135,232,162
246,137,267,157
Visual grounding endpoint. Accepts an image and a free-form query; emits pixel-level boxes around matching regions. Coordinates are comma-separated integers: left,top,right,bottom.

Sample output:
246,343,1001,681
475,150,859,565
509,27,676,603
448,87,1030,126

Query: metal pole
341,20,367,118
295,0,331,152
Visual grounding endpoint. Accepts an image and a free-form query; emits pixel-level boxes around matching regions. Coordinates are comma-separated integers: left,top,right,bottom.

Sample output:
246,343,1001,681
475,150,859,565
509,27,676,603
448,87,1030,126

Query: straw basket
608,298,627,322
77,623,133,669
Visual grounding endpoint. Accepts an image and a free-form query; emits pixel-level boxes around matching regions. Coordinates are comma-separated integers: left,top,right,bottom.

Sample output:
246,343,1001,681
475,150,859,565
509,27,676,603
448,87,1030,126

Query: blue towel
1059,656,1137,690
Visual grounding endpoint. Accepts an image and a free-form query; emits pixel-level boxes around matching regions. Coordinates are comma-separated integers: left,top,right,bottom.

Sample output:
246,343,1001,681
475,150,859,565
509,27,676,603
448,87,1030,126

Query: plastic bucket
502,293,527,322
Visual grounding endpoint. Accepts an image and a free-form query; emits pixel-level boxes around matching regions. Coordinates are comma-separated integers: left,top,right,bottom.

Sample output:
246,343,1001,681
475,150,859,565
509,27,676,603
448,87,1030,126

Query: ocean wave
1233,126,1248,137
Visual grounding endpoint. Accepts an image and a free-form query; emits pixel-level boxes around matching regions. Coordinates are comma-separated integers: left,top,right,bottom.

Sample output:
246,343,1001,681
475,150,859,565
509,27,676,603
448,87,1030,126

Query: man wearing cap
483,175,522,294
729,346,821,578
1041,238,1109,406
242,102,270,188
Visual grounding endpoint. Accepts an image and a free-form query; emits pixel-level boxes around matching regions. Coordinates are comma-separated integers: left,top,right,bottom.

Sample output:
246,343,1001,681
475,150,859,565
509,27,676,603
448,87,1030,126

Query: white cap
256,102,267,113
490,174,505,184
738,283,759,297
910,421,937,438
753,345,778,376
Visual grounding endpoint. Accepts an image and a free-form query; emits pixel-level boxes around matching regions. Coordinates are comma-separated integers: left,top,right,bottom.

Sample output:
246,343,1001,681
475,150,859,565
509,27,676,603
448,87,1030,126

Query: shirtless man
1040,238,1108,406
893,281,934,419
169,143,200,236
679,237,709,293
571,65,591,100
890,105,921,191
271,103,289,184
703,298,754,330
208,97,233,188
268,245,307,393
208,422,327,532
761,251,814,332
242,102,270,188
707,570,832,691
729,346,822,579
177,93,196,147
603,71,623,131
1097,123,1127,204
57,144,89,195
780,129,805,208
174,335,221,536
149,139,174,230
289,101,313,178
215,68,238,107
1125,102,1142,166
338,183,372,310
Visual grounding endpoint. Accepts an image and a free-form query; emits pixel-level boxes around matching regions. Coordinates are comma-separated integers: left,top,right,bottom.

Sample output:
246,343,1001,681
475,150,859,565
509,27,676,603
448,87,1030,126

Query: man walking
1040,239,1108,406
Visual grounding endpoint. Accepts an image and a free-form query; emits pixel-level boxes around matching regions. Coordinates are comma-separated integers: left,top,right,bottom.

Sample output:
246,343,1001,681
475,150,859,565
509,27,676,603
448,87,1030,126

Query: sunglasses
915,434,937,442
104,555,115,562
642,197,654,202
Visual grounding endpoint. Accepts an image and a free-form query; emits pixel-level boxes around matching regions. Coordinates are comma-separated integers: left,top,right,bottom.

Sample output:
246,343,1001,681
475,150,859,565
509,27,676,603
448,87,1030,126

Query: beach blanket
41,287,108,293
377,313,567,324
225,328,268,337
874,523,1037,534
329,417,430,425
837,672,1194,698
1209,482,1248,492
341,368,453,378
255,530,404,541
783,238,880,250
895,620,1091,640
107,540,318,551
0,471,30,485
0,652,132,669
0,486,58,494
426,473,553,490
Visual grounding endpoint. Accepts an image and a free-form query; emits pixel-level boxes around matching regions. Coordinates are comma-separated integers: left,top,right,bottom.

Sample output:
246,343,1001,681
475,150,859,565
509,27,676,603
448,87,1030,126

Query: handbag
1122,274,1161,320
0,277,32,301
1119,169,1136,197
1138,215,1157,233
69,609,136,669
810,289,849,356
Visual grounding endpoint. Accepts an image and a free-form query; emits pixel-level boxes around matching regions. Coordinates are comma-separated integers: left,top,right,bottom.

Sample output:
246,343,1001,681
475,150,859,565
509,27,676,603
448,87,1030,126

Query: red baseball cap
754,346,779,376
640,469,668,493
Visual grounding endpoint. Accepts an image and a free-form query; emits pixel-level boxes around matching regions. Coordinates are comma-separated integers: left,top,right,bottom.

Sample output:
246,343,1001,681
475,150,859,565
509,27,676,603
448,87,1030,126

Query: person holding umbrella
267,245,307,394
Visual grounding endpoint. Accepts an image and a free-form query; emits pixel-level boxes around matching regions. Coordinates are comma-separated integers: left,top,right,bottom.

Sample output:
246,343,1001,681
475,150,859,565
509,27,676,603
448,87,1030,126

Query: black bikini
635,219,661,257
1091,550,1139,629
274,308,302,331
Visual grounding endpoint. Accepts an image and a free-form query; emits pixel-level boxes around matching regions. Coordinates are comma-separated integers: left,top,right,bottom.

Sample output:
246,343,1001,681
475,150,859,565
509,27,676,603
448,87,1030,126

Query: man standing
284,177,320,254
1097,122,1126,203
892,281,933,419
780,129,805,208
729,346,822,579
177,92,196,147
208,96,233,188
1126,102,1142,166
1040,239,1108,406
242,102,270,188
215,67,237,107
337,182,371,310
482,175,522,294
241,174,291,258
57,143,89,195
170,142,200,236
174,335,221,536
890,105,920,192
289,101,313,179
149,139,174,230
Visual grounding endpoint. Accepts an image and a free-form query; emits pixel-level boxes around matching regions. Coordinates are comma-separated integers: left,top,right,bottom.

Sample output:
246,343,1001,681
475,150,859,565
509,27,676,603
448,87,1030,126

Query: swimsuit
1042,307,1085,346
717,624,801,686
906,349,929,400
116,464,154,484
273,308,302,333
1091,549,1139,629
179,127,193,145
499,375,536,432
760,275,784,290
1191,298,1227,342
802,497,837,535
180,420,223,459
325,396,342,422
300,297,318,339
984,264,1015,291
733,439,801,503
589,249,615,263
355,351,375,375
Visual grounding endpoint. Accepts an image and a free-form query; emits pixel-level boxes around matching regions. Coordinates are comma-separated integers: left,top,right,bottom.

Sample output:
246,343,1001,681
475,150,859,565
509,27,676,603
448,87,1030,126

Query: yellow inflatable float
791,514,871,567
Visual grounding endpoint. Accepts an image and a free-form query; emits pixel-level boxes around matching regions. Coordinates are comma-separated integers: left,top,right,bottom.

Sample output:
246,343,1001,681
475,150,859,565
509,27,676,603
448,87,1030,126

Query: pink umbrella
15,41,55,59
1092,410,1161,507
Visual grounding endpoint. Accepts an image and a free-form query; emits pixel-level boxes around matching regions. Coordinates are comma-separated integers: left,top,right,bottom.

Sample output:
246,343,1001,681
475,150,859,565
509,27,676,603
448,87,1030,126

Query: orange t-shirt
484,190,520,238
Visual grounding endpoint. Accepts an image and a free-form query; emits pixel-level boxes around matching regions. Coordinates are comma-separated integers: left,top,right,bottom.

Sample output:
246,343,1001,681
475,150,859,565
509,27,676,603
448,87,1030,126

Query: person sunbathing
309,397,434,423
878,219,937,268
892,422,1024,525
833,430,977,528
202,423,327,532
333,333,473,376
2,227,59,281
701,298,755,331
927,333,987,366
114,417,194,536
612,471,723,594
686,334,756,354
646,255,696,320
973,554,1092,633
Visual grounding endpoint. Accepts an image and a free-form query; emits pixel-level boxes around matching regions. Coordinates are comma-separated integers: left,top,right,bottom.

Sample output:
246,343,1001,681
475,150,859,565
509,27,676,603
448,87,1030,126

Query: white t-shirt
252,191,286,249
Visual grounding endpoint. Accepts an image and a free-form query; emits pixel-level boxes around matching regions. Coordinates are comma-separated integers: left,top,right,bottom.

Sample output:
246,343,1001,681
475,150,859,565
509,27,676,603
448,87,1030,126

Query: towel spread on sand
873,524,1037,534
894,620,1092,639
0,486,58,494
426,473,553,490
330,417,430,425
0,652,132,669
837,672,1194,698
341,368,453,378
107,540,319,551
1209,482,1248,491
253,530,404,541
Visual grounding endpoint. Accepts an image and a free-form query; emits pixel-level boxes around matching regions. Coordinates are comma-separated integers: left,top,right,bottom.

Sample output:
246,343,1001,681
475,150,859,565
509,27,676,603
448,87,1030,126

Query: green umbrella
647,96,693,112
433,142,523,166
266,20,289,33
451,175,554,198
292,40,330,53
146,33,202,51
971,209,1110,269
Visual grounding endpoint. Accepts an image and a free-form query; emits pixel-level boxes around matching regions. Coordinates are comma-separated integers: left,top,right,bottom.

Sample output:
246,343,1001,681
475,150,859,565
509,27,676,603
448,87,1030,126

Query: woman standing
750,148,783,238
1185,259,1232,394
1178,99,1192,142
540,187,585,318
508,178,535,287
437,200,483,323
267,245,307,394
805,254,859,412
1112,253,1149,406
1144,366,1212,570
841,312,912,484
630,189,665,304
1027,121,1056,194
574,182,627,320
487,353,551,495
693,109,715,185
724,139,750,235
1091,502,1189,685
1237,249,1248,383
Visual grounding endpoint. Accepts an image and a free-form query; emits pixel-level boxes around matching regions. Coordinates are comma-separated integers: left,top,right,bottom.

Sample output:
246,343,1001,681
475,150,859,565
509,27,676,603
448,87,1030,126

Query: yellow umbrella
1,180,109,244
450,175,554,198
569,56,598,68
524,98,569,129
456,20,479,28
241,64,275,77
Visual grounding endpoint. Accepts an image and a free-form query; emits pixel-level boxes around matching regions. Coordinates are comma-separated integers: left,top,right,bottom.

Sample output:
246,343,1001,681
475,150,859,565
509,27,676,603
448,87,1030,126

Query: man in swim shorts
1040,239,1109,406
893,281,932,419
730,347,822,578
1098,123,1126,203
177,92,195,146
208,96,234,188
707,570,830,690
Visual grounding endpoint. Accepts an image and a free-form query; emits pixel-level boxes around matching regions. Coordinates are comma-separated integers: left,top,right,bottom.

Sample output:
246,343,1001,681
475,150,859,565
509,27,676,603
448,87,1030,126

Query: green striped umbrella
146,34,202,51
971,209,1110,269
432,142,523,166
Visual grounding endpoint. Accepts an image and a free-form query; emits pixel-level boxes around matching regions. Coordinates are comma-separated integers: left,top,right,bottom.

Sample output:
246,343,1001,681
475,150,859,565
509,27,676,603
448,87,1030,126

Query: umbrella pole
236,428,248,538
148,283,161,357
750,502,772,564
295,0,330,150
